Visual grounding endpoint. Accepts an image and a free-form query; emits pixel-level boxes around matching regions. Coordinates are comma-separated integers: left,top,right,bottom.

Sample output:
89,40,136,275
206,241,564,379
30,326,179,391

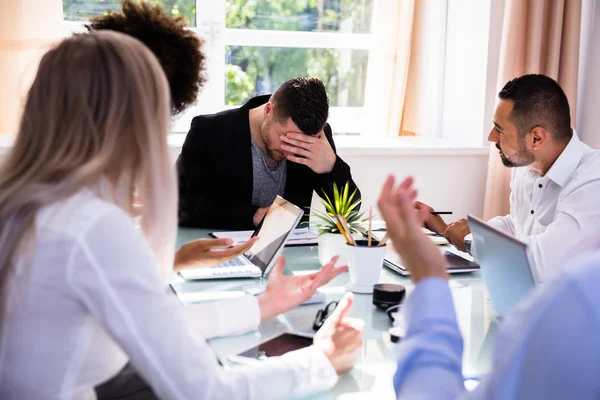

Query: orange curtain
0,0,63,136
483,0,582,219
365,0,416,138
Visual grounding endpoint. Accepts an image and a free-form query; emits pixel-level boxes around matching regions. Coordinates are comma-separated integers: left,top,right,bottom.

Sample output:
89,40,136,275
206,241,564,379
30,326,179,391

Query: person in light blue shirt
377,174,600,399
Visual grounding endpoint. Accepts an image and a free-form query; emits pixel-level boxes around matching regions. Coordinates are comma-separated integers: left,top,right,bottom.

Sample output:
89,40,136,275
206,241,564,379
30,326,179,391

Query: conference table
171,228,500,399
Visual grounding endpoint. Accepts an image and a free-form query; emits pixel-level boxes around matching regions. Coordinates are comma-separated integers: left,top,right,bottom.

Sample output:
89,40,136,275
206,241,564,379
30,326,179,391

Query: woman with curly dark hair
86,0,206,116
76,3,359,399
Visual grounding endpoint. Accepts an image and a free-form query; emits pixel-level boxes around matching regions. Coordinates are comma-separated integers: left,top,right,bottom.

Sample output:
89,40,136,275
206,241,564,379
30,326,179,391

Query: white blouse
0,190,337,399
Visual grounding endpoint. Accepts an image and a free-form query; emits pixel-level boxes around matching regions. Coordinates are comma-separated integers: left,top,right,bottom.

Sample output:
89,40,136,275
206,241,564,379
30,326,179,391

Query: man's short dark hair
270,77,329,135
85,0,206,116
498,74,572,142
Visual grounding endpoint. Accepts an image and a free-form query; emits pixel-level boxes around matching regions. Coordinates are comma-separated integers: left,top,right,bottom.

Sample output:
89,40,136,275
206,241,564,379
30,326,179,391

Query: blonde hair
0,31,177,298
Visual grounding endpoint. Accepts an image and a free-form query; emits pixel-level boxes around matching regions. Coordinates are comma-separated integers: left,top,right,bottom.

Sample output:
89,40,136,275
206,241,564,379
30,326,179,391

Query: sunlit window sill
167,133,490,157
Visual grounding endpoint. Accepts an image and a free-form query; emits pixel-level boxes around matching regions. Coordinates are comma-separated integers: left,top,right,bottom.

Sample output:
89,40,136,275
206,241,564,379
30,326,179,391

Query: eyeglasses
386,304,403,323
312,301,338,331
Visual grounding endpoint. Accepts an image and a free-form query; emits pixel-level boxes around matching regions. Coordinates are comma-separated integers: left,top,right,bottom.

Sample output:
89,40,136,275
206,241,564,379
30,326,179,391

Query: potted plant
309,182,366,266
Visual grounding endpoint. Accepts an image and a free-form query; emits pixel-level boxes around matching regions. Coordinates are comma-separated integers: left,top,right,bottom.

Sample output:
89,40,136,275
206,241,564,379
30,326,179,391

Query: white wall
335,153,490,223
167,145,489,223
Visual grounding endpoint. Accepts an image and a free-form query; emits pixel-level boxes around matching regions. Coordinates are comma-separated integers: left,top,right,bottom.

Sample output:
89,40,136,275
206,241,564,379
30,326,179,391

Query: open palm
257,255,348,320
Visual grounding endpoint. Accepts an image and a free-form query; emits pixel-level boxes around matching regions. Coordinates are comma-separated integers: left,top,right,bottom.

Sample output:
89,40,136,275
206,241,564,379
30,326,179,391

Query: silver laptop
179,196,303,280
468,215,536,316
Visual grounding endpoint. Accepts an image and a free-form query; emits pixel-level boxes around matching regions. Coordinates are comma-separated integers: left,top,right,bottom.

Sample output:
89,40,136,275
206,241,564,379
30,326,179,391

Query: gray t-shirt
251,139,287,208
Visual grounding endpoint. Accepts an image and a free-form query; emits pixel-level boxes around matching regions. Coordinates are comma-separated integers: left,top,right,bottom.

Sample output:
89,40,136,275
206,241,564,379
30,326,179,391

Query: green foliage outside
63,0,196,26
62,0,371,107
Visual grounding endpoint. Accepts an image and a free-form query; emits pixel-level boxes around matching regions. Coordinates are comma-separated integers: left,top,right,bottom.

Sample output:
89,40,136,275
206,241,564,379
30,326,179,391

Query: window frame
61,0,496,147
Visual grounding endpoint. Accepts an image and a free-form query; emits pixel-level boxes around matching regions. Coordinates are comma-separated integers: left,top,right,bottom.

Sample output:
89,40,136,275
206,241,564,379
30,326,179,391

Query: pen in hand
429,211,453,215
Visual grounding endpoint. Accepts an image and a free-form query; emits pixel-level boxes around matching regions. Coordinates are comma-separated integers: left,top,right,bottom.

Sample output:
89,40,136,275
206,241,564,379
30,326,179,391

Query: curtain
365,0,456,138
365,0,416,137
482,0,582,220
0,0,63,136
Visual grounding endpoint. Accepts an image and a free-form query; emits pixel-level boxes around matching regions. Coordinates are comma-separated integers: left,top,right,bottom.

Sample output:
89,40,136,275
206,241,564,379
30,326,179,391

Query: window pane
62,0,196,26
225,46,368,107
226,0,373,34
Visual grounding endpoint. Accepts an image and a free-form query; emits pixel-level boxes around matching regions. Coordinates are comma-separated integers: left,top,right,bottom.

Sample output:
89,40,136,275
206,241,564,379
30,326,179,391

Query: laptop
179,196,303,280
383,247,480,275
467,215,536,315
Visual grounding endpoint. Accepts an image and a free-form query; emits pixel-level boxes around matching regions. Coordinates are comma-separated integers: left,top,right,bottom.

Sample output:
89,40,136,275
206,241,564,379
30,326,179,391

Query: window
62,0,196,26
62,0,493,145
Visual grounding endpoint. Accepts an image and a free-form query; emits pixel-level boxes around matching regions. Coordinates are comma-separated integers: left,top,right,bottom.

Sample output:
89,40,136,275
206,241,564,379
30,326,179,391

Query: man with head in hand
177,77,361,229
419,74,600,282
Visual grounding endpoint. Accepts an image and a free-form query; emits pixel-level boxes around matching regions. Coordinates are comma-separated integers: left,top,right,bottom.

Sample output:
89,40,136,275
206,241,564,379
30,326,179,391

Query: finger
271,256,286,277
337,317,366,332
378,175,396,211
323,255,340,268
395,187,421,228
398,176,414,191
187,237,233,250
331,327,361,343
323,264,348,284
209,238,235,248
309,262,334,292
415,201,433,212
280,136,314,151
329,292,354,324
407,188,419,202
286,154,310,166
285,132,317,144
280,144,313,159
378,175,404,233
416,208,430,225
213,237,258,260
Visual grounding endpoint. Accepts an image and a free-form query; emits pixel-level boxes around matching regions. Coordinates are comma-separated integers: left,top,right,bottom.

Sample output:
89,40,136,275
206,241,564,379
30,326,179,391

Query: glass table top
172,228,499,399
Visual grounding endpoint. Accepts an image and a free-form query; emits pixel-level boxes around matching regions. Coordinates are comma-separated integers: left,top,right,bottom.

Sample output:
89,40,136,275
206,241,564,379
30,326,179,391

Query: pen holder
346,240,386,294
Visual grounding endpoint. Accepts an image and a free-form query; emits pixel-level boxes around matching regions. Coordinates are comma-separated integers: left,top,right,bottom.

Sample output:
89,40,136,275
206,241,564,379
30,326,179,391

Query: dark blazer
176,95,361,230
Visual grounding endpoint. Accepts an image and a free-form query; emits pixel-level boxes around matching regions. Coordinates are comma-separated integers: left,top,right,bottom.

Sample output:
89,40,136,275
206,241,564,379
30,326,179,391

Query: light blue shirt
394,253,600,399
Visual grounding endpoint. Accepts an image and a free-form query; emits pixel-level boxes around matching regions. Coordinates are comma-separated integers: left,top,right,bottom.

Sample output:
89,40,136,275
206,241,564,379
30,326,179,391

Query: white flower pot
318,233,350,266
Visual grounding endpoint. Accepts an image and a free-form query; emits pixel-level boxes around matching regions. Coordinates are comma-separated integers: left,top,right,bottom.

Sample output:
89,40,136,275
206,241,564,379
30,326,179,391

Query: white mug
346,240,386,294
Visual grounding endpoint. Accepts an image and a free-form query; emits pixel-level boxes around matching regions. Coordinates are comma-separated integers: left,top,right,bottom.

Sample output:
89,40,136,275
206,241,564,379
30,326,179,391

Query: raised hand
377,175,448,283
313,292,365,375
257,255,348,320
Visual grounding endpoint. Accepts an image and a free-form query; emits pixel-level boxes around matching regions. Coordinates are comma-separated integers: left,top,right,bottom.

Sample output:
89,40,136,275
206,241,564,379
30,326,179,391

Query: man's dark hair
498,74,572,142
270,77,329,135
86,0,206,116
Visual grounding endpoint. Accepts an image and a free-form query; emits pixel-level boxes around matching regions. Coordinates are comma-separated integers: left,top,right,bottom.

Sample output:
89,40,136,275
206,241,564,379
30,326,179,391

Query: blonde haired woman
0,32,363,399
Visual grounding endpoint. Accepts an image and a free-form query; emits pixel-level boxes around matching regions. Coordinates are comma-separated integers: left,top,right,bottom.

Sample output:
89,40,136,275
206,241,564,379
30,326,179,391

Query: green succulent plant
309,182,366,235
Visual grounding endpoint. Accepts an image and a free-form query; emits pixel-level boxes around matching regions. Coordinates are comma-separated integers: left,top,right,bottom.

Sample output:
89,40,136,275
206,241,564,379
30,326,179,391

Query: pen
430,211,453,215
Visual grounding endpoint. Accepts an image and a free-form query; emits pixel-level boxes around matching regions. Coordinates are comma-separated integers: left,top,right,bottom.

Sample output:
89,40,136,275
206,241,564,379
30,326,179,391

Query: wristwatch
463,238,472,255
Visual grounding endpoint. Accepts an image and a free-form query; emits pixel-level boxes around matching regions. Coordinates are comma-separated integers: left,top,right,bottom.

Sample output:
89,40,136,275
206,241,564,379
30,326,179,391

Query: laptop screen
243,196,303,272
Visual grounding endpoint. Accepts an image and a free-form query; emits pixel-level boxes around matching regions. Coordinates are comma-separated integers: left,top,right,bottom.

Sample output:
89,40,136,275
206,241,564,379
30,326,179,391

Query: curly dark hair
85,0,206,115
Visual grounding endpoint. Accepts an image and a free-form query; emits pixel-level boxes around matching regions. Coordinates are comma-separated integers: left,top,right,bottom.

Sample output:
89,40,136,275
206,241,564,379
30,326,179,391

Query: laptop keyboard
211,257,249,268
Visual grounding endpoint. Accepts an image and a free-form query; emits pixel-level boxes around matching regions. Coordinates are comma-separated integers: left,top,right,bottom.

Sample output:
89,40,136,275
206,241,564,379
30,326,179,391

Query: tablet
229,332,313,365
